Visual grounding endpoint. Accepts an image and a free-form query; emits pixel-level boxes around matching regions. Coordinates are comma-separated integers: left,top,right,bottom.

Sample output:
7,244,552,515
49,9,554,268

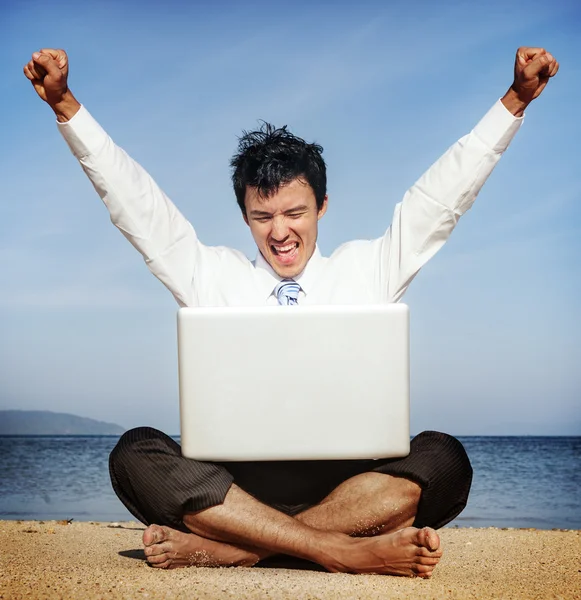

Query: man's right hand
24,49,80,122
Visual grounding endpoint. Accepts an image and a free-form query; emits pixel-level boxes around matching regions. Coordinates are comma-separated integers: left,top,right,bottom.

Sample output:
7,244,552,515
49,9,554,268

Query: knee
412,430,473,484
109,427,176,473
108,427,188,530
409,431,473,529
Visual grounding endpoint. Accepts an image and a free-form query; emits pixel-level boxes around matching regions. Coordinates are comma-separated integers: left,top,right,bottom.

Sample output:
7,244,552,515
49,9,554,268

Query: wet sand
1,520,579,599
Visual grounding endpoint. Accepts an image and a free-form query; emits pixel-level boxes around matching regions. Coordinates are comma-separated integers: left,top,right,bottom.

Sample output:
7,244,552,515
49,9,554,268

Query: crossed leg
143,472,442,577
111,428,472,577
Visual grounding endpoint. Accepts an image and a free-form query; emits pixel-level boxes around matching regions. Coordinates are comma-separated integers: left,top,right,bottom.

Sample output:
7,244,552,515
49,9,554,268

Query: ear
242,212,249,226
317,195,329,221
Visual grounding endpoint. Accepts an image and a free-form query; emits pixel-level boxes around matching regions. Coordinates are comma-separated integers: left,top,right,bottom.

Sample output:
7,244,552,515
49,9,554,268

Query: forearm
500,87,529,118
417,100,522,213
58,106,199,306
59,108,176,245
381,100,523,302
50,89,82,122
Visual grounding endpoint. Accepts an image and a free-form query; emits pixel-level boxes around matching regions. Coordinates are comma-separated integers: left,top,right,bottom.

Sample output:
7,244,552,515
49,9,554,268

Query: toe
418,527,440,552
143,524,166,547
147,552,170,565
144,543,167,558
149,557,172,569
414,563,436,576
417,545,443,559
416,555,440,566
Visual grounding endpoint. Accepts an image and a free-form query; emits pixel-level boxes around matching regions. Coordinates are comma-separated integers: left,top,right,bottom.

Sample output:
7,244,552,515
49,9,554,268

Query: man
24,46,558,577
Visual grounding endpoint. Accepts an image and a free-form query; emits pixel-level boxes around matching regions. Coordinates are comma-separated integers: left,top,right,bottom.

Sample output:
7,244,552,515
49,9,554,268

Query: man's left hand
502,47,559,117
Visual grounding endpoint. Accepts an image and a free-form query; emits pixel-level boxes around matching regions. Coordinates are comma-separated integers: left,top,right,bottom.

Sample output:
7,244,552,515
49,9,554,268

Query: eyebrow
249,205,310,217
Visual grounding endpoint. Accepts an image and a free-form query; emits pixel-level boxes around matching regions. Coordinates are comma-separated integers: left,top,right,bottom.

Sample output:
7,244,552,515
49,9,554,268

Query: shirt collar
254,245,324,301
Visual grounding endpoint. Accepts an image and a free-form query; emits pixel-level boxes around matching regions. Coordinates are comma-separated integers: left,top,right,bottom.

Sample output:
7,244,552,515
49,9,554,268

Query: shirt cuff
472,99,524,154
56,104,108,159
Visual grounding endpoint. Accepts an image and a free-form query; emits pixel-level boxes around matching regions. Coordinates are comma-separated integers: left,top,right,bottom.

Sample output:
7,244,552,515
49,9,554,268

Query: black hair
230,122,327,215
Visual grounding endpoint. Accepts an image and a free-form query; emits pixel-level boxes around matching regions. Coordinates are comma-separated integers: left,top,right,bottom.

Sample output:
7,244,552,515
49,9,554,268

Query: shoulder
328,238,384,261
208,245,250,260
197,244,254,269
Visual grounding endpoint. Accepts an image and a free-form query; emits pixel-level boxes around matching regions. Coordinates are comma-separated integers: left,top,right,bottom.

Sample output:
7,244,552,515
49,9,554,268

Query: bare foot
329,526,443,578
142,524,261,569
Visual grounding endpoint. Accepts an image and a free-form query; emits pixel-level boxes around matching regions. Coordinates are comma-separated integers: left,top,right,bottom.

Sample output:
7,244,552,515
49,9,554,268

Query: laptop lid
178,304,410,461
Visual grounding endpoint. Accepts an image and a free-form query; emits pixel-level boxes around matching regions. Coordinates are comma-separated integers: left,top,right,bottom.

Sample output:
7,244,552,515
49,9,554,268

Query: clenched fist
512,47,559,102
502,47,559,116
24,48,80,121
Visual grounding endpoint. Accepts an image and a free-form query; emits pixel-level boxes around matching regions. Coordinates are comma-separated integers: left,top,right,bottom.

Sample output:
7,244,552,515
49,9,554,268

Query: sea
0,436,579,529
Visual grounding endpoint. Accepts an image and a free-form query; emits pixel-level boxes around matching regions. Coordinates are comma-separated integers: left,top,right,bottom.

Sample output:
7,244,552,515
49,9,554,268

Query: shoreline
1,521,580,599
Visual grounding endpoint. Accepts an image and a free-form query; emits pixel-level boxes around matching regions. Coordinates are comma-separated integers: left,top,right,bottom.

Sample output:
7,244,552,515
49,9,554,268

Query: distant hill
0,410,125,435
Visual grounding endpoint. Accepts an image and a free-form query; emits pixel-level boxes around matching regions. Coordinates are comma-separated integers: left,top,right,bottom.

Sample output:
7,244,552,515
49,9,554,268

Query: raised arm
378,47,559,302
23,49,205,307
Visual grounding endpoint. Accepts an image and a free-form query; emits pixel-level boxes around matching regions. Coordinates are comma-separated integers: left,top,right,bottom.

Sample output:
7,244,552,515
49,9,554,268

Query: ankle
309,531,356,572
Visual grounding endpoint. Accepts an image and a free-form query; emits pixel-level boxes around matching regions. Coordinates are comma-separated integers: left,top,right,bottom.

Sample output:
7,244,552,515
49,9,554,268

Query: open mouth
271,242,299,264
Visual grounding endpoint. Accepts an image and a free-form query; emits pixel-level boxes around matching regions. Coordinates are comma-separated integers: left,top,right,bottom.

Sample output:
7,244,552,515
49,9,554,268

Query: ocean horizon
1,435,579,529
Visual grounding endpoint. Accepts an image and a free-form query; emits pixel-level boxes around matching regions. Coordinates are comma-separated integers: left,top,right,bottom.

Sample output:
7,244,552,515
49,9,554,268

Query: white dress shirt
58,102,522,307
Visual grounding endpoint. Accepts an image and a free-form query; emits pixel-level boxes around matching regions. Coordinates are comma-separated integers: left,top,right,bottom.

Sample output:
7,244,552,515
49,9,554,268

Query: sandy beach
1,521,579,599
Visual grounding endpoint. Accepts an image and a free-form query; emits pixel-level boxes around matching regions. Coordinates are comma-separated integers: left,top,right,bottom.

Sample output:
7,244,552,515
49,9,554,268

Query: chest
194,258,380,306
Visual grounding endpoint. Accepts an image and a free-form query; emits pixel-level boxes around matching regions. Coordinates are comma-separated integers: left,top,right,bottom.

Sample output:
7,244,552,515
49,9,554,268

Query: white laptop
178,304,410,461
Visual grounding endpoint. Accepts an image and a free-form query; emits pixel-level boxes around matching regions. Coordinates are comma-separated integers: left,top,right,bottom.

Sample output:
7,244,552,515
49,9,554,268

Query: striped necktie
275,279,300,305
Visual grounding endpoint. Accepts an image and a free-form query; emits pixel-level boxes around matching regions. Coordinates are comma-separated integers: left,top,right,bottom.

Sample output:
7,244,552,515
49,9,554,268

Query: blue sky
0,0,579,435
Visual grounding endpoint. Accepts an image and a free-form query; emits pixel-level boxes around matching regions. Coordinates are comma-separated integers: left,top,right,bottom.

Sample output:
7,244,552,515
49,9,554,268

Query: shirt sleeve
377,100,523,302
57,106,206,307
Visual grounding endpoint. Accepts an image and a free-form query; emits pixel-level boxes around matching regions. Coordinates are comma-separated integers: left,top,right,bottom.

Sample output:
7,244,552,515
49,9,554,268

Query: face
243,178,328,278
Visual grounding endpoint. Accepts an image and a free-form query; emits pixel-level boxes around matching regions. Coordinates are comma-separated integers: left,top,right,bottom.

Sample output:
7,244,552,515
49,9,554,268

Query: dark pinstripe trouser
109,428,472,532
